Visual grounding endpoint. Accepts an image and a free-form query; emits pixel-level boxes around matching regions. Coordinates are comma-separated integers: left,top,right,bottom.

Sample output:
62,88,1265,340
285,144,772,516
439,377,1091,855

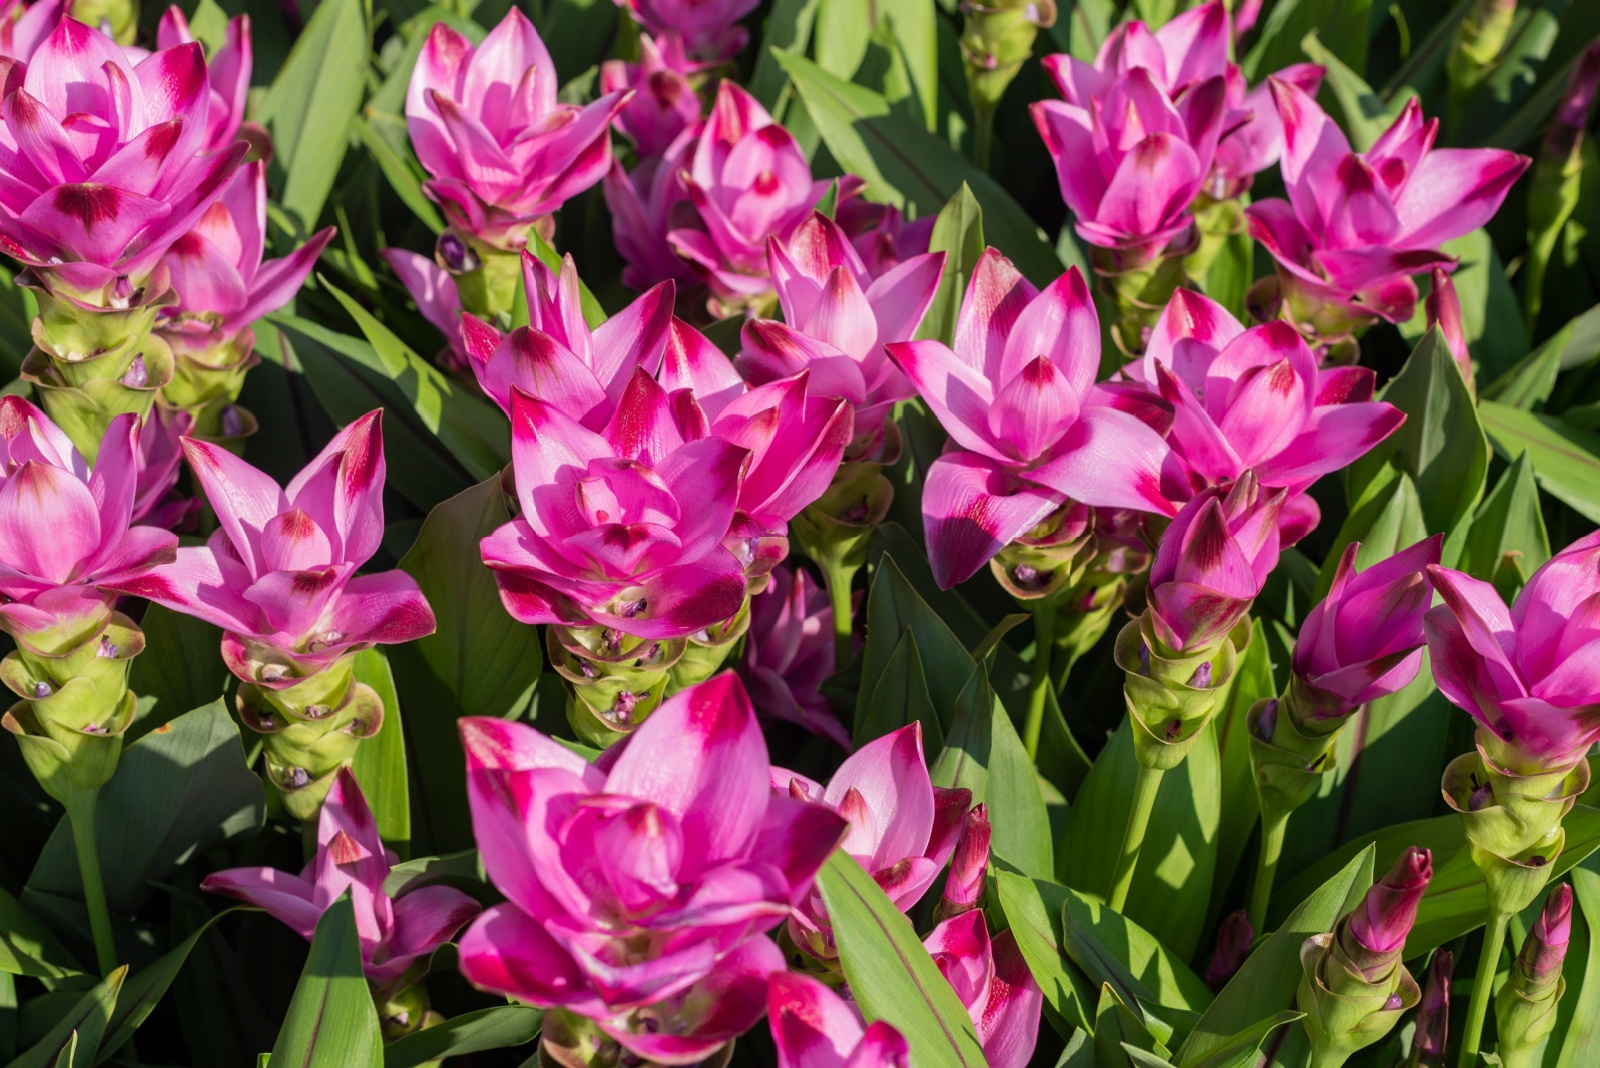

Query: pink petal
1024,404,1176,515
920,451,1063,589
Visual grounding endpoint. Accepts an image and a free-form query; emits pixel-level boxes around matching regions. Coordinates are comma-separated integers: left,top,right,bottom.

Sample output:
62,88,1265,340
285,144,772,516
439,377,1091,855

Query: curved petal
920,451,1063,590
1024,405,1177,516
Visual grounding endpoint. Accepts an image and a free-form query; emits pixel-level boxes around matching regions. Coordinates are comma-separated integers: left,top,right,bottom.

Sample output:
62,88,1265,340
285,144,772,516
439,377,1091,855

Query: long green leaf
383,1006,542,1067
267,897,383,1068
916,184,985,345
9,967,123,1068
1556,866,1600,1066
816,852,986,1068
96,909,239,1061
0,886,79,980
348,649,410,853
775,51,1062,285
1479,400,1600,523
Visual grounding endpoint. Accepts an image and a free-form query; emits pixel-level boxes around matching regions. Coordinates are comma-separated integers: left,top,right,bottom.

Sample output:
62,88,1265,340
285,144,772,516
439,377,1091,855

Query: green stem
65,791,117,976
1107,765,1164,912
1459,910,1510,1068
823,559,858,674
973,101,996,171
1247,810,1290,934
1022,603,1055,763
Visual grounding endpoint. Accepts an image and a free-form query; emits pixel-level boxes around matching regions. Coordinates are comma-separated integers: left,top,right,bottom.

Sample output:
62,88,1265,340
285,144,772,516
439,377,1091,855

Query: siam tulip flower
0,18,248,291
459,251,675,422
600,33,701,162
1410,950,1453,1068
1425,532,1600,775
105,410,435,818
456,673,848,1064
738,565,849,750
767,971,910,1068
737,210,943,452
1425,266,1471,387
774,722,970,956
1113,289,1405,543
1210,63,1325,200
479,384,750,643
1247,79,1529,341
1204,910,1253,992
381,247,466,370
667,82,828,313
158,162,334,436
615,0,760,62
0,396,176,653
144,6,253,156
407,9,628,252
884,249,1177,589
936,803,990,921
1297,848,1430,1066
1496,883,1573,1067
834,175,935,279
131,404,197,530
603,133,701,295
922,909,1044,1068
0,0,66,61
203,767,481,984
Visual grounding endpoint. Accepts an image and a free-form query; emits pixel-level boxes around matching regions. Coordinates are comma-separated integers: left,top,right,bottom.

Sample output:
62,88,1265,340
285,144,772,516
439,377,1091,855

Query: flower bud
1426,269,1471,388
1495,883,1573,1067
961,0,1057,114
1205,910,1254,993
1407,950,1452,1068
937,804,992,920
1345,848,1432,976
1448,0,1518,107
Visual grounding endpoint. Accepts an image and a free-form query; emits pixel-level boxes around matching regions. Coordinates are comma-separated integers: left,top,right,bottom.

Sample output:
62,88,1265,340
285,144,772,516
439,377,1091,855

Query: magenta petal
920,451,1063,590
378,884,482,977
605,673,770,873
457,903,593,1008
768,970,867,1068
756,794,848,905
1394,148,1531,250
883,340,1003,462
1025,404,1176,516
825,723,935,871
201,867,320,940
1426,566,1519,669
327,570,438,647
978,930,1044,1068
1256,402,1405,489
181,437,286,575
102,544,258,632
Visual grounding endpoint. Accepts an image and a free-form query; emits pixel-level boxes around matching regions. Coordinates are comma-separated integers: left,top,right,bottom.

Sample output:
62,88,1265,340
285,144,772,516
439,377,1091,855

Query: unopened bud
938,804,991,918
1345,847,1432,973
1409,950,1452,1068
33,680,51,698
959,0,1058,113
1426,269,1471,387
436,230,481,275
1204,910,1253,993
1495,883,1574,1064
1518,883,1573,988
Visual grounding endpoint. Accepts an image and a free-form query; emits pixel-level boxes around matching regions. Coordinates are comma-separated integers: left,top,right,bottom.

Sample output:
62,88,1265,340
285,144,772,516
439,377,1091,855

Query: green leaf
1211,621,1276,907
0,886,79,980
1482,316,1575,410
267,896,383,1068
9,966,123,1068
1058,718,1220,960
749,0,823,110
857,630,942,750
816,852,986,1068
1243,0,1371,83
96,908,238,1061
1403,231,1528,384
126,605,227,735
857,555,978,731
1460,453,1551,602
348,649,410,853
382,1006,542,1067
399,477,543,720
1313,466,1428,602
1177,847,1375,1065
258,0,368,230
382,849,481,900
993,870,1094,1035
1479,400,1600,523
26,701,264,916
814,0,874,83
931,668,1053,878
1179,1012,1304,1068
775,51,1063,285
916,184,985,346
320,282,510,480
1298,30,1410,149
1347,328,1490,539
355,112,444,233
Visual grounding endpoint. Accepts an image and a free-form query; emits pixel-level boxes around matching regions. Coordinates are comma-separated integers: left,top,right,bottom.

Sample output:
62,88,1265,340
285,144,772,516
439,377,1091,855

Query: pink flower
105,410,437,685
456,673,847,1062
923,910,1043,1068
1292,536,1442,720
0,0,66,61
148,6,252,155
600,32,701,161
616,0,760,62
460,251,675,421
667,82,827,312
407,9,627,247
0,396,177,651
739,565,848,750
1031,6,1229,259
131,405,197,530
1346,846,1431,969
159,161,334,357
202,767,481,983
1111,288,1405,542
736,210,943,449
774,723,970,954
1247,79,1529,329
1425,530,1600,772
767,971,909,1068
603,136,701,294
834,175,935,278
884,249,1176,588
1519,883,1574,985
1147,473,1284,652
381,247,466,366
479,384,751,640
938,803,990,918
0,18,248,296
